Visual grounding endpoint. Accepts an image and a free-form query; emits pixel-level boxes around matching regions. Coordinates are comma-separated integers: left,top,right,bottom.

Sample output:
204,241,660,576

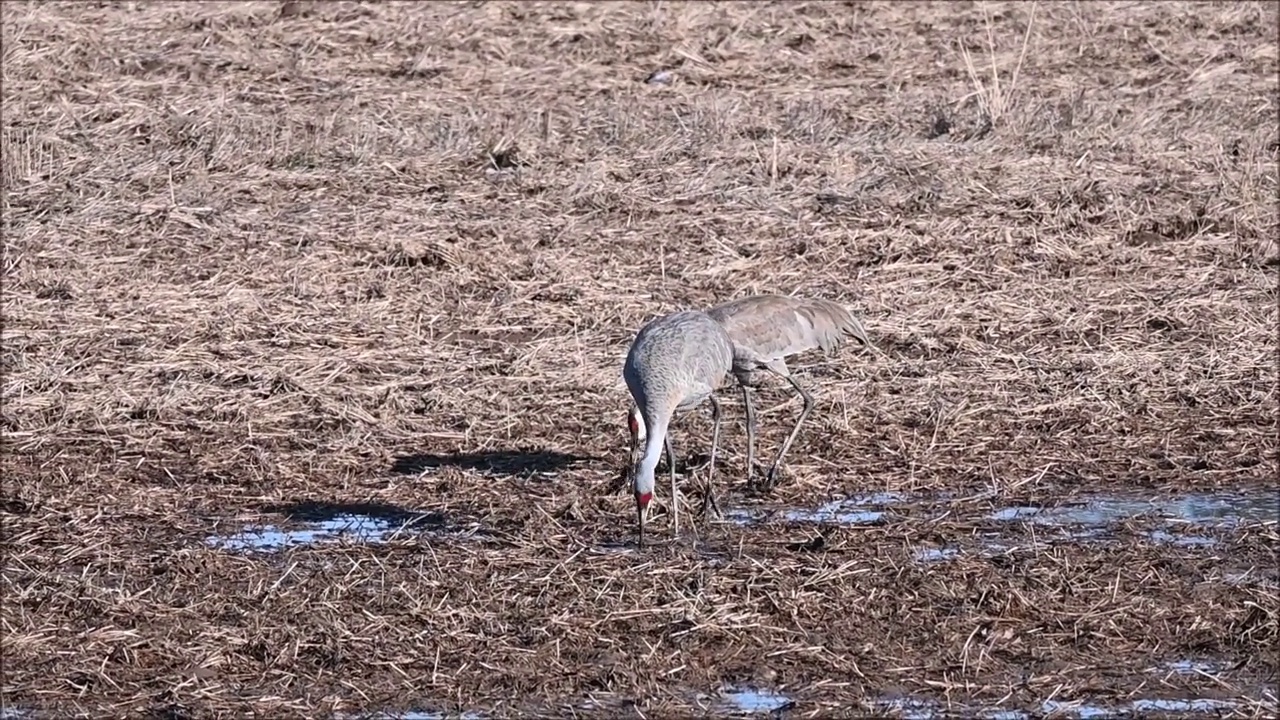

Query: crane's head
635,485,652,549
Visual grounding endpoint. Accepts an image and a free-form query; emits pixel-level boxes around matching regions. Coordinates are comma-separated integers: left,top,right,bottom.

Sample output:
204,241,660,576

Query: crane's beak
637,500,645,549
635,491,652,550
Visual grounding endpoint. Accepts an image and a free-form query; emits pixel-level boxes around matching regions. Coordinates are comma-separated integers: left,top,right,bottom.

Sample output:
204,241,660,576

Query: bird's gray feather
623,310,735,422
706,294,873,374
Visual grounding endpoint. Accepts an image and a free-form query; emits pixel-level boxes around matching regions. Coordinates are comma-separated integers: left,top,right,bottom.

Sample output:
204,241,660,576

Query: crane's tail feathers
804,298,876,354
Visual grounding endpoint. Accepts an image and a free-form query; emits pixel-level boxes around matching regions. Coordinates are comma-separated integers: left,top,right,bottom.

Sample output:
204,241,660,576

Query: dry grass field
2,1,1278,718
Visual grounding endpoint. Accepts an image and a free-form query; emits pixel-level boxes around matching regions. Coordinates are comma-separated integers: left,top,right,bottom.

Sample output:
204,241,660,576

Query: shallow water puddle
1161,658,1234,675
345,707,483,712
989,489,1276,528
914,546,961,563
726,492,906,527
209,513,396,552
915,525,1224,565
731,489,1273,535
873,696,937,719
709,688,1248,719
1041,697,1241,718
368,707,481,712
206,506,473,553
718,686,794,715
872,695,1247,718
978,488,1273,554
949,489,1267,563
734,489,1270,564
1146,529,1218,548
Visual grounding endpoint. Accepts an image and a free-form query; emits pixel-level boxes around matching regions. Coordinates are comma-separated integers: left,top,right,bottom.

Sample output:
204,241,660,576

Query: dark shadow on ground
258,500,447,528
390,448,595,477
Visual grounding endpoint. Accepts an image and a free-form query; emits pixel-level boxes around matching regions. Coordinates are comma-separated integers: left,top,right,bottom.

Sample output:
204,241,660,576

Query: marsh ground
2,1,1277,717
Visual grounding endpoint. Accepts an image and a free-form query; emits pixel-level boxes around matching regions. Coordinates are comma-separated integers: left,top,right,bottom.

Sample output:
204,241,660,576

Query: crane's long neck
632,412,668,502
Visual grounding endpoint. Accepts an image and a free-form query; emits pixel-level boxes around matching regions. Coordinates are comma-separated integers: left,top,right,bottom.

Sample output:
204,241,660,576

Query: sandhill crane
623,309,735,548
627,294,875,492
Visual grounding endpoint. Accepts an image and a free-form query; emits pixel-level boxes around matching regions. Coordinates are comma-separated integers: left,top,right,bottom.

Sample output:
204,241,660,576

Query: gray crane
623,309,735,548
627,294,875,492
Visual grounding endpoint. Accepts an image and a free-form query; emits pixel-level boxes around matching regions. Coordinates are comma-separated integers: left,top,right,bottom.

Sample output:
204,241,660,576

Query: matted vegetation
2,1,1277,718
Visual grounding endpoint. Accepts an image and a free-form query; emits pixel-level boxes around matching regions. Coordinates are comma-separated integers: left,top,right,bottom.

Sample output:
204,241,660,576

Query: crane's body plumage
707,294,872,378
706,294,874,489
623,309,734,547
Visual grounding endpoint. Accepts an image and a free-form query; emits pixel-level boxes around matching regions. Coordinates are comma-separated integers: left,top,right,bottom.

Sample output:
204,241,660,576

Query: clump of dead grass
958,1,1038,131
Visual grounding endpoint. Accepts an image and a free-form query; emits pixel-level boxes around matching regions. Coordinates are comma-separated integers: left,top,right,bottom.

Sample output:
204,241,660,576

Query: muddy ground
2,1,1277,718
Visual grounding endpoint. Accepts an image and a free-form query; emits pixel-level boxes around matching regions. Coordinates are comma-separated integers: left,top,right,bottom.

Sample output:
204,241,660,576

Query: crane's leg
665,435,676,474
666,434,679,535
764,372,816,490
701,394,723,520
740,381,759,490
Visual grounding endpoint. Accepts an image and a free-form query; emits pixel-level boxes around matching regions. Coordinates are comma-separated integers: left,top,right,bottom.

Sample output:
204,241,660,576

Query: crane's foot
762,465,788,492
746,461,772,493
698,490,722,522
